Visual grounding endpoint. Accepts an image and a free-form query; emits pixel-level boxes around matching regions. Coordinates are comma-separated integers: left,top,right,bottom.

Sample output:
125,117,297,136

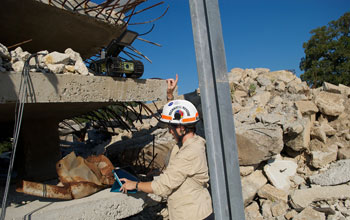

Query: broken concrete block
10,46,23,62
295,100,318,115
241,170,267,206
264,70,296,84
239,166,255,177
311,149,337,169
274,80,286,91
232,102,242,114
260,199,273,219
290,184,350,210
19,51,31,61
12,60,24,72
321,122,336,136
311,126,327,143
338,147,350,160
284,117,311,152
8,188,147,220
245,68,259,80
345,133,350,141
263,158,297,191
284,210,298,220
309,138,328,152
256,75,271,87
293,206,325,220
339,84,350,96
0,43,10,59
309,159,350,186
270,200,289,217
255,68,270,74
228,67,244,84
233,90,248,104
257,184,288,203
236,122,283,165
290,174,305,187
288,78,307,94
65,65,75,73
75,59,89,76
323,82,342,94
256,112,285,126
269,95,283,108
315,91,345,116
252,91,271,107
244,201,263,220
47,63,65,74
44,51,70,65
65,48,83,63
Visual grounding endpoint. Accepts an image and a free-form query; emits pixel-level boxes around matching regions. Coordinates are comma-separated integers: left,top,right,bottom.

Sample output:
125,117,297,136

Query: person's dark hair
184,124,196,133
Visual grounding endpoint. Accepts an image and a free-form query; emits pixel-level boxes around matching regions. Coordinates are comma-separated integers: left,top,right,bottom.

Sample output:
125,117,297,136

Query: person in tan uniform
120,76,214,220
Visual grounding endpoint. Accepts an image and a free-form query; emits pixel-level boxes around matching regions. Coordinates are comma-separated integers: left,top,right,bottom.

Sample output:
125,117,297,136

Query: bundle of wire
0,53,44,220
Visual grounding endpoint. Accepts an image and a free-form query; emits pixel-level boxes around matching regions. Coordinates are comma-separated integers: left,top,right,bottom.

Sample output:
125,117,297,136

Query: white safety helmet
160,100,199,125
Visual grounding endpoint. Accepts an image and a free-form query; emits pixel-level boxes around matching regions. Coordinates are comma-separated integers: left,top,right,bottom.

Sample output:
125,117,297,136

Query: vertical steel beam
188,0,245,219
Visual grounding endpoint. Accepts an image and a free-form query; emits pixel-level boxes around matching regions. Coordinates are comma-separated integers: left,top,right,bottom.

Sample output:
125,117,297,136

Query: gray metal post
188,0,245,219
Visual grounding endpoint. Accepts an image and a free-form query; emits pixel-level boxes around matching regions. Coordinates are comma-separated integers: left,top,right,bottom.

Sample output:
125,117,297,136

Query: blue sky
96,0,350,95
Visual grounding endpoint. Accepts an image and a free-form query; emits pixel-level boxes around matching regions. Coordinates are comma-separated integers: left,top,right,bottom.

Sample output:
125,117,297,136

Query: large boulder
314,91,345,116
284,117,311,152
263,70,296,84
236,122,283,165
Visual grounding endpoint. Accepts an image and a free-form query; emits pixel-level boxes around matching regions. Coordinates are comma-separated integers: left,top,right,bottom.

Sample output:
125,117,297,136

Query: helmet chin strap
169,124,186,148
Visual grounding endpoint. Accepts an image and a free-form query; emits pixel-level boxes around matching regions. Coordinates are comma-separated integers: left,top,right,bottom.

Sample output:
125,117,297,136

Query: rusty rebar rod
129,5,169,25
8,39,33,49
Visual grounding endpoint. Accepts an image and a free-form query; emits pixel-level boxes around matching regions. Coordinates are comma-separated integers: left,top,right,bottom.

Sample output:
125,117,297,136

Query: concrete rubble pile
0,42,92,76
105,68,350,219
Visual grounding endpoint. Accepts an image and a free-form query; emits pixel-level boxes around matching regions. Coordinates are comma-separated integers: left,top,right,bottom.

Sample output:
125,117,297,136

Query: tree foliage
300,12,350,87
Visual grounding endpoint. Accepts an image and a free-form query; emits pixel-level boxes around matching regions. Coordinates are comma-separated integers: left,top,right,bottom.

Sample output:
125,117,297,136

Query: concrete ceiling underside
0,0,145,59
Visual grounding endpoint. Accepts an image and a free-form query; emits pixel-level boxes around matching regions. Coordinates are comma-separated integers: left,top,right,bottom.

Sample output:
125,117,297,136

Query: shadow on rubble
105,126,164,173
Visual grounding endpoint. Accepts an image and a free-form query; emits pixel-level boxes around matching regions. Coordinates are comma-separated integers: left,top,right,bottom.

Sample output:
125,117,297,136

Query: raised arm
166,74,178,101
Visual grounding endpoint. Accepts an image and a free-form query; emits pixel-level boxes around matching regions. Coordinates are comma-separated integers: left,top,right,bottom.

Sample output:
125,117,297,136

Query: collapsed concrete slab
0,71,167,180
309,159,350,186
290,184,350,210
4,188,150,220
2,71,164,100
0,0,145,59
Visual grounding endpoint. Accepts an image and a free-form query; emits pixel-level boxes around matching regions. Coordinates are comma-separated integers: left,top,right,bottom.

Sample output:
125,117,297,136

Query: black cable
0,53,42,220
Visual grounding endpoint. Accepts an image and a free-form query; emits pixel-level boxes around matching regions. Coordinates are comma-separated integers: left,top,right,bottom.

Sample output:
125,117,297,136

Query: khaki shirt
151,135,213,220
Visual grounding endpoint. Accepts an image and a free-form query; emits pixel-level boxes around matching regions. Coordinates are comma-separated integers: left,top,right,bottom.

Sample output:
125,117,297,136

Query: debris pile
108,68,350,219
229,68,350,220
0,43,92,75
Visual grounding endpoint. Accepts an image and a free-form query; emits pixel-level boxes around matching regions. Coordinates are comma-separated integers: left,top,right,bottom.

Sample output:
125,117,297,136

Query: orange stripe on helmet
161,115,172,120
182,112,199,123
182,117,197,123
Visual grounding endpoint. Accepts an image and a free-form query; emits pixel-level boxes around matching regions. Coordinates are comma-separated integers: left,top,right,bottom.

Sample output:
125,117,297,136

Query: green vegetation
300,12,350,87
248,83,256,96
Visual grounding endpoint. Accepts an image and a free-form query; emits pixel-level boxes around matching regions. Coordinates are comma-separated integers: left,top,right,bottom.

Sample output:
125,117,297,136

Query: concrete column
18,119,61,181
